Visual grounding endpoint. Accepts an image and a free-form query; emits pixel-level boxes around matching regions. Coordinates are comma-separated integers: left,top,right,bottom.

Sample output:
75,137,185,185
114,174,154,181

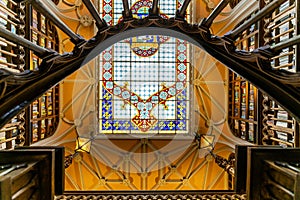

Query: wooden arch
1,0,300,128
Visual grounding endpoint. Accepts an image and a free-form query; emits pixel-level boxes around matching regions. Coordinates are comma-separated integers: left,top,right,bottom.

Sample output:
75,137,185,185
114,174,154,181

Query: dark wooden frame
0,149,57,199
246,146,300,200
234,145,300,199
15,146,65,195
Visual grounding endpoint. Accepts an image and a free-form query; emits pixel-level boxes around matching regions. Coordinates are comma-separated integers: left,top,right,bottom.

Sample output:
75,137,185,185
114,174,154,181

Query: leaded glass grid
99,0,191,134
101,0,188,25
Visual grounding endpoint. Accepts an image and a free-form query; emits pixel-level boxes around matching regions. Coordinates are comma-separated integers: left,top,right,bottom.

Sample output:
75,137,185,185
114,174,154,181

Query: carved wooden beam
1,17,300,128
82,0,107,30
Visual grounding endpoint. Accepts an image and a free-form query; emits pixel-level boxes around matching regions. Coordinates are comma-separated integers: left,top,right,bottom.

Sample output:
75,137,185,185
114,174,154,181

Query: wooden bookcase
228,72,258,143
27,5,60,144
247,147,300,200
235,145,300,199
228,21,259,143
0,1,60,146
228,1,300,147
30,88,59,143
0,147,65,199
0,0,26,150
269,0,298,72
262,95,299,147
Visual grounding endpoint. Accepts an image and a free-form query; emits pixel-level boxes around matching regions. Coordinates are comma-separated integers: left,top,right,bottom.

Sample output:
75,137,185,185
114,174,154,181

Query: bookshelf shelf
26,4,60,144
229,72,258,143
229,2,300,147
0,0,25,149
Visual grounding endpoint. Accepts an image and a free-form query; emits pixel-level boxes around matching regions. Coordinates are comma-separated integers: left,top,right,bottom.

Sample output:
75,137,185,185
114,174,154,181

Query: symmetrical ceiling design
41,0,231,190
3,0,300,192
49,44,231,190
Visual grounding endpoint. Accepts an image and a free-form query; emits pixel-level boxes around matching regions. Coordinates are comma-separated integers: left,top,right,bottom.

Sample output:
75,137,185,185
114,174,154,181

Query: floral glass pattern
99,0,190,134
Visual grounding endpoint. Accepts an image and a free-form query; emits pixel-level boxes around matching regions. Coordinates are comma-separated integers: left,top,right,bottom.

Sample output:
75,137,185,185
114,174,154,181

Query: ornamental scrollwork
1,15,300,127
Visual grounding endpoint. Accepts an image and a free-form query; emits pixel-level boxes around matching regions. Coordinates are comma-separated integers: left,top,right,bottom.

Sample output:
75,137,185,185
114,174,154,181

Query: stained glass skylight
99,0,191,134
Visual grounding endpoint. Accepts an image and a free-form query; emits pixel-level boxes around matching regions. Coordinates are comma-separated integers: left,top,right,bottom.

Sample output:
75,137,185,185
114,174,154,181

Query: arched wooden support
82,0,107,30
0,11,300,128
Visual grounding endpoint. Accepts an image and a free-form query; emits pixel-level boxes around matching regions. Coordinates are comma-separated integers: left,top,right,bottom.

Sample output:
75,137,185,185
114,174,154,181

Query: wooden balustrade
0,147,64,200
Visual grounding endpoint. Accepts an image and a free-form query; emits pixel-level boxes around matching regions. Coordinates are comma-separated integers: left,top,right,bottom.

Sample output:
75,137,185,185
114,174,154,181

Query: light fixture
195,133,235,176
65,136,92,168
75,137,92,153
196,134,215,151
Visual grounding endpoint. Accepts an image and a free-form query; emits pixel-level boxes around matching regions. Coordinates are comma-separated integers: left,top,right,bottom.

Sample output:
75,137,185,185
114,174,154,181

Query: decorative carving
16,2,26,72
262,94,271,145
79,15,93,27
214,153,235,176
15,111,26,146
1,13,300,128
54,193,247,200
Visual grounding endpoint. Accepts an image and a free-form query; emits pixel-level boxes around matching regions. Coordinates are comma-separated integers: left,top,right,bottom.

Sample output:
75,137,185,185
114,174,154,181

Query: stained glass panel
99,0,190,134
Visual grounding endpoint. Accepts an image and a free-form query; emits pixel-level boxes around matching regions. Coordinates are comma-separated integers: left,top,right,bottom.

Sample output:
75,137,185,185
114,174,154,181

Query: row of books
0,130,16,149
32,118,54,142
32,9,46,33
267,102,296,147
30,8,59,144
234,120,255,142
233,81,255,119
31,95,54,117
270,0,296,72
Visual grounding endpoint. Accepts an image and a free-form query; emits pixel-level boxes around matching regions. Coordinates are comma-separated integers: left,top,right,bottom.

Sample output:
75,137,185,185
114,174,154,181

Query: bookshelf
262,96,299,147
0,0,20,71
27,5,59,144
0,0,26,150
229,72,300,146
269,0,297,72
228,73,258,143
30,7,59,70
260,0,299,147
229,1,300,147
228,17,259,143
30,88,59,143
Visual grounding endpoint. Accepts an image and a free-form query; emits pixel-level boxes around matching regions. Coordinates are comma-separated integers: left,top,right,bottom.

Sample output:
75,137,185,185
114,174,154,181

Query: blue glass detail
99,0,189,134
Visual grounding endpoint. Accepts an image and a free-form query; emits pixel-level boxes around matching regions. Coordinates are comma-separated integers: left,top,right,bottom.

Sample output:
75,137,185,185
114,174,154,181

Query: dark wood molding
0,14,300,128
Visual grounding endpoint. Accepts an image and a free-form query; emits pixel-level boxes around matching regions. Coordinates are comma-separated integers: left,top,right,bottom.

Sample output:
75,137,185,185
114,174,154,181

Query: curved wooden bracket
1,16,300,128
